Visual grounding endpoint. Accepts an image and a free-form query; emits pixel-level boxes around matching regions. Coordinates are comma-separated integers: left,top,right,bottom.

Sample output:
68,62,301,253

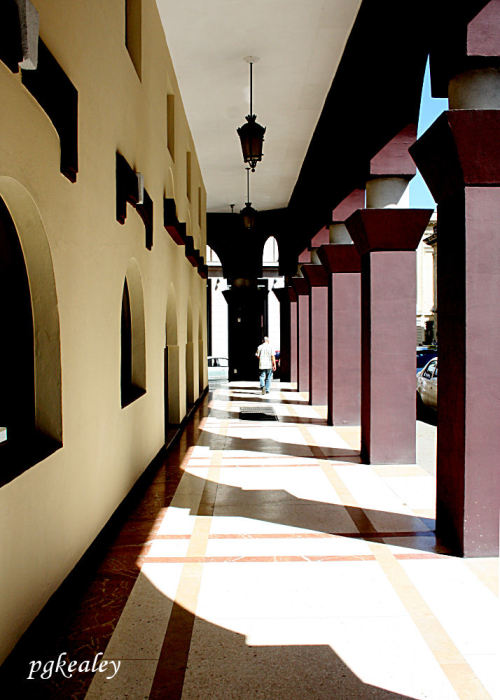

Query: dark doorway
0,196,35,444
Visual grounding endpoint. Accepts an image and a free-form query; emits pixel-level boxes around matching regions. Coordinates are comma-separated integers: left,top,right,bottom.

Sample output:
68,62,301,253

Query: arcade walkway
4,383,498,699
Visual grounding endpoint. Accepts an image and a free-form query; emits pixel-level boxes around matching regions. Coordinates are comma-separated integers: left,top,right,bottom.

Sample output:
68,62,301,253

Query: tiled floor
3,382,498,699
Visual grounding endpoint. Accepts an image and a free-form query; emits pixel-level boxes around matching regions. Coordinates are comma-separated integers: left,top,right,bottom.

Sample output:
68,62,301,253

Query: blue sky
409,60,448,209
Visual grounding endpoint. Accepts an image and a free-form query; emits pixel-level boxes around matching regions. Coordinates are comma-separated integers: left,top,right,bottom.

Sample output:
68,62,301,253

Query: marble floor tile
9,380,495,700
85,658,158,699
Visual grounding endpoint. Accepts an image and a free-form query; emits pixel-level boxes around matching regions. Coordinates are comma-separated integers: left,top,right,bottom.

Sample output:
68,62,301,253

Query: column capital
410,109,500,202
298,248,311,263
430,1,500,97
368,124,417,179
310,226,330,247
332,189,365,223
345,209,433,256
291,277,309,296
302,264,329,289
317,244,361,274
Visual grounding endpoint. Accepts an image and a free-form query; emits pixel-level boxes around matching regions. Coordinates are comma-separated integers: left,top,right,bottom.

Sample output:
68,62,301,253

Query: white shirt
256,342,275,370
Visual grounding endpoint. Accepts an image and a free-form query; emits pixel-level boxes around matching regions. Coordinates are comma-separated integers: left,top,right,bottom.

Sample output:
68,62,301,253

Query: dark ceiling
207,0,489,281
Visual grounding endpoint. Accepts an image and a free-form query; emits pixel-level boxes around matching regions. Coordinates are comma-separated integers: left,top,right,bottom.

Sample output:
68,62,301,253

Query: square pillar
346,210,432,464
291,277,309,394
317,245,361,426
411,109,500,556
273,288,291,382
288,287,298,384
302,264,329,406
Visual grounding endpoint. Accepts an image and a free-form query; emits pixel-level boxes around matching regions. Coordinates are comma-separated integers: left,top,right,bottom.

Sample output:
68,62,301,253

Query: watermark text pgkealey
28,652,120,680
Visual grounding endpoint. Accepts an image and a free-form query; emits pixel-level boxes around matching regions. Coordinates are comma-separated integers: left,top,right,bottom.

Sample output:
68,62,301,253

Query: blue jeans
259,368,273,392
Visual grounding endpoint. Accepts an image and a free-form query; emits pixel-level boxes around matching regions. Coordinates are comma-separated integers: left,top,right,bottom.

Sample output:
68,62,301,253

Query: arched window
0,197,35,444
263,236,279,264
206,245,221,264
120,261,146,407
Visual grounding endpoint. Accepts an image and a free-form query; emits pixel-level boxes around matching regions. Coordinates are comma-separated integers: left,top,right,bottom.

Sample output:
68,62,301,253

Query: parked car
416,346,437,375
207,356,229,381
417,357,438,411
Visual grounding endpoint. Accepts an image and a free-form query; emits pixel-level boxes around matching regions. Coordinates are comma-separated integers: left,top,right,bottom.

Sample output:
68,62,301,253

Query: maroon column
291,277,309,394
302,264,329,406
288,287,298,385
273,288,291,382
346,210,432,464
409,0,500,555
317,245,361,426
411,111,500,556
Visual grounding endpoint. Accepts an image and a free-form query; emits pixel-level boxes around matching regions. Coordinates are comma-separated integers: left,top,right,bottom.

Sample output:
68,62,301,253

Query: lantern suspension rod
249,60,253,116
246,167,251,204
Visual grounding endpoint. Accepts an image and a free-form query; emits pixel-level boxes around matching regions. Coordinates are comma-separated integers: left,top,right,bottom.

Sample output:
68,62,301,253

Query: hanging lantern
240,202,257,230
240,168,257,230
237,58,266,172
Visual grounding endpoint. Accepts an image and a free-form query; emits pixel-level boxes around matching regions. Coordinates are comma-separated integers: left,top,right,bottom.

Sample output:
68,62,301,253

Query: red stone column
291,277,309,394
288,287,298,385
302,264,329,406
317,245,361,426
343,124,432,464
409,2,500,554
346,210,432,463
273,288,291,382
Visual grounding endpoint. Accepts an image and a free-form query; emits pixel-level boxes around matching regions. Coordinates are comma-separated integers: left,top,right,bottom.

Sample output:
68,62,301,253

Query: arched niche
0,176,62,449
165,282,182,425
121,258,146,407
185,298,196,408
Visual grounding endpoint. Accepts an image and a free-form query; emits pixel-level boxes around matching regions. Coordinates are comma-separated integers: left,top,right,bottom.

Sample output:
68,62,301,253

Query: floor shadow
219,393,310,406
200,428,360,462
205,406,327,427
275,414,327,426
1,573,413,699
177,470,438,553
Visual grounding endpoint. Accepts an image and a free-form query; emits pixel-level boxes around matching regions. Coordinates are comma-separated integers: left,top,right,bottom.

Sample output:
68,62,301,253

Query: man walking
256,336,276,395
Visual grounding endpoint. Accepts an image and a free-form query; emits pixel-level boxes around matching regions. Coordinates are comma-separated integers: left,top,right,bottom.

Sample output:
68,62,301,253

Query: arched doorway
0,177,62,484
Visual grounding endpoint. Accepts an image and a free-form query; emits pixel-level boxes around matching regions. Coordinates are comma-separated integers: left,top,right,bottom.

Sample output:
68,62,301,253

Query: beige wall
0,0,207,662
